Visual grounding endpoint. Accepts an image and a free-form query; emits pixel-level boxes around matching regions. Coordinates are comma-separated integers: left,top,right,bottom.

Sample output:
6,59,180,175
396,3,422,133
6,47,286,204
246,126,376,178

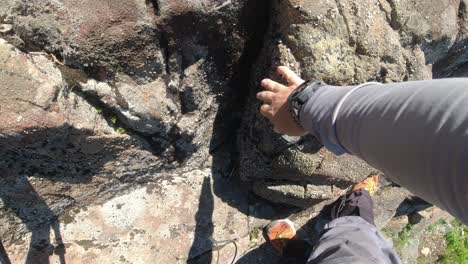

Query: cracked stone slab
3,169,253,263
0,38,114,135
249,148,377,208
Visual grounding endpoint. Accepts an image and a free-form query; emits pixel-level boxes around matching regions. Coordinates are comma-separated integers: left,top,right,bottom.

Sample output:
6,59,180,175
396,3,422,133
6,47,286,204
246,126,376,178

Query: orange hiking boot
351,174,379,196
263,219,297,254
325,174,380,225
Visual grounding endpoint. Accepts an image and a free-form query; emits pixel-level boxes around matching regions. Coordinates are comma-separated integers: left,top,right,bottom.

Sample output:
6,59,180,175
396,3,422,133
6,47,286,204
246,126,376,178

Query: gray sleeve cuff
299,84,355,155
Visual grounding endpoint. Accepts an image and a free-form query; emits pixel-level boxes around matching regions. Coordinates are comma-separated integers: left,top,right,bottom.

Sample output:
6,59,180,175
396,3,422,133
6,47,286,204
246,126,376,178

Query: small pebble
0,24,13,33
421,247,430,256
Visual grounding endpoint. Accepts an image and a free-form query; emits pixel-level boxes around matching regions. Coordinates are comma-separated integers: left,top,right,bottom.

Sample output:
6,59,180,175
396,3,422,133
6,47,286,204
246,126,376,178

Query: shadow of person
187,176,214,264
4,175,65,264
0,125,125,264
0,240,10,264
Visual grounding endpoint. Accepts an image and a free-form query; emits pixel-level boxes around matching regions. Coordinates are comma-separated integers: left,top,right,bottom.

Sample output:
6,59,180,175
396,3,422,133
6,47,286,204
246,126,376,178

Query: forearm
301,79,468,224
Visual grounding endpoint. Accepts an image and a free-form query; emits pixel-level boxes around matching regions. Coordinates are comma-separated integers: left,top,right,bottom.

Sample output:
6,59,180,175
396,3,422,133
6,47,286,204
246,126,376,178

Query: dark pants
284,190,402,264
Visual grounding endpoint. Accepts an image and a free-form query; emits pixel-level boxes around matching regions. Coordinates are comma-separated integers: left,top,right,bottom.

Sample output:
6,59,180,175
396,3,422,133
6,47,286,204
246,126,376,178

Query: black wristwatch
288,80,324,127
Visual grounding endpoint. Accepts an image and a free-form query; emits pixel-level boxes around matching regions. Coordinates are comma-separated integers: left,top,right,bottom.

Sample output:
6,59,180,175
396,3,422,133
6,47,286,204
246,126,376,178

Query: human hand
256,66,307,136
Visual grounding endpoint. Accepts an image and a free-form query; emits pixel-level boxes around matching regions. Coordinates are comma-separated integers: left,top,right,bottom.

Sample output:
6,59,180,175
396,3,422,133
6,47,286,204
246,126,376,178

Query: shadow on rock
187,176,214,264
185,0,301,261
0,126,125,264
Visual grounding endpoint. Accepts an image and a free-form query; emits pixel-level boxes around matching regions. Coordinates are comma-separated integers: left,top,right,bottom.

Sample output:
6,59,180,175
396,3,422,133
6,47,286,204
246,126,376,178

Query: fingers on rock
276,66,304,85
256,91,274,103
261,78,283,92
260,104,273,118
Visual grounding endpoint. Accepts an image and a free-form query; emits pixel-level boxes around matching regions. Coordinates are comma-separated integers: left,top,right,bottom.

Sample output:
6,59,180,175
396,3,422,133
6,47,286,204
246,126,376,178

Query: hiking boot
326,174,379,226
263,219,297,254
351,174,379,196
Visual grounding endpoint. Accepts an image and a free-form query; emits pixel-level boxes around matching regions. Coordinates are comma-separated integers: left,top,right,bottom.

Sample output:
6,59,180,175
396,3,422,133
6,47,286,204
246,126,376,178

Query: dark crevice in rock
447,0,468,52
159,33,171,75
179,87,197,114
80,91,196,161
168,126,197,163
376,0,392,25
209,0,272,156
458,0,467,26
460,0,468,19
403,58,413,81
334,0,354,46
83,65,113,83
385,0,402,31
146,0,160,16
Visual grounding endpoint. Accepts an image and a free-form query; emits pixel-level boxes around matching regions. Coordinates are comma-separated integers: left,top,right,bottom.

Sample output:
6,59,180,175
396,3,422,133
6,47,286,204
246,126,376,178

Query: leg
51,221,66,264
306,216,401,264
307,176,401,264
264,175,402,263
0,240,11,264
26,225,52,264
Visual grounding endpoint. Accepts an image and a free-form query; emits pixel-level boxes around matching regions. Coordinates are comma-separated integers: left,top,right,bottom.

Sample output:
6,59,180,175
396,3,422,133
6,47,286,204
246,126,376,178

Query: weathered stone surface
0,0,273,261
391,207,454,264
1,0,164,78
389,0,461,65
434,0,468,77
0,40,166,263
1,0,269,167
80,77,180,135
0,43,257,261
2,169,254,263
0,39,65,132
1,0,468,263
373,186,411,229
247,147,377,207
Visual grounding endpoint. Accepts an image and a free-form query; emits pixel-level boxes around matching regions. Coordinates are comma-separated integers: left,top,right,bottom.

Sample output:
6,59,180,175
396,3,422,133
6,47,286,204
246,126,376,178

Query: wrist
299,84,356,154
288,80,325,129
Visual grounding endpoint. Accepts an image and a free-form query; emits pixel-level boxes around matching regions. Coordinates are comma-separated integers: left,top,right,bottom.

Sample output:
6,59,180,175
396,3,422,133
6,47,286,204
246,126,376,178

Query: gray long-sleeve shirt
300,79,468,225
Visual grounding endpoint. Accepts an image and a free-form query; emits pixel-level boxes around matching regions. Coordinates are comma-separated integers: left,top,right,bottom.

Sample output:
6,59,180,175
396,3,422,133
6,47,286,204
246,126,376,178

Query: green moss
427,219,447,234
116,127,126,134
110,116,117,124
416,256,428,264
381,229,396,241
439,220,468,264
248,227,262,248
396,224,413,250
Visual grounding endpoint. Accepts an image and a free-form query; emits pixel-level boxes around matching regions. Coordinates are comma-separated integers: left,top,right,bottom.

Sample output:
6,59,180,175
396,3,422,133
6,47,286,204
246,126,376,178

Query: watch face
293,81,309,99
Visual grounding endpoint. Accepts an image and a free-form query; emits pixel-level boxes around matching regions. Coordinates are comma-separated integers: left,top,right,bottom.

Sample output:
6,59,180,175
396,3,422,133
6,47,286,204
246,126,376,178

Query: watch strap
288,80,324,128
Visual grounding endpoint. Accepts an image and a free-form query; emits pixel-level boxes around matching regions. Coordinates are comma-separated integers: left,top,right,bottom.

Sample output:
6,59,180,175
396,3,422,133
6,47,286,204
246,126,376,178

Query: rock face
0,0,467,263
0,0,271,262
1,0,270,166
238,0,468,206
